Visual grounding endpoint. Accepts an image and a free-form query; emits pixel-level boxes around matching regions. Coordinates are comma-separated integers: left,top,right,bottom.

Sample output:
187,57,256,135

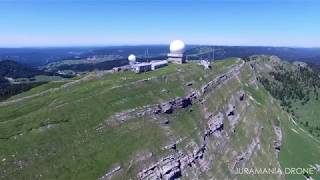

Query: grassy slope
7,81,67,100
1,57,319,180
11,75,65,84
0,60,239,179
255,82,320,180
235,65,320,180
291,93,320,137
250,57,320,179
207,64,283,180
279,112,320,180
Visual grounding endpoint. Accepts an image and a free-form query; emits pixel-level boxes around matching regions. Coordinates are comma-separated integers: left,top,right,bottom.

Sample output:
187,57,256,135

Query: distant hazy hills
0,45,319,68
185,46,320,64
0,47,95,67
0,60,45,79
42,58,129,72
0,60,50,101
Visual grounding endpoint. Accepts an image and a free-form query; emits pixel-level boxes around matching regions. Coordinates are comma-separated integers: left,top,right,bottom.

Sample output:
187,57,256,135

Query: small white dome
170,40,185,53
128,54,136,61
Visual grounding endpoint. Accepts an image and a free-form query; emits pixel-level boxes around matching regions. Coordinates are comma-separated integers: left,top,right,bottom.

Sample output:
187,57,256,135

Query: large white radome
170,40,185,53
128,54,136,61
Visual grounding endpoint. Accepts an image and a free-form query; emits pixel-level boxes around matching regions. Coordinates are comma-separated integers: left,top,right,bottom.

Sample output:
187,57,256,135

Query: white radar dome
128,54,136,62
170,40,185,53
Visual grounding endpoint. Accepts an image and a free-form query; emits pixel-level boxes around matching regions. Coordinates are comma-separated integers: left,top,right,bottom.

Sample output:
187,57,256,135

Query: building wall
134,64,151,73
168,53,186,64
151,63,168,70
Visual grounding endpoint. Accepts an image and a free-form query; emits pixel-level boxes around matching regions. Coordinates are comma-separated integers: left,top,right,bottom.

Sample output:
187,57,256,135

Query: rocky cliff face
100,60,285,180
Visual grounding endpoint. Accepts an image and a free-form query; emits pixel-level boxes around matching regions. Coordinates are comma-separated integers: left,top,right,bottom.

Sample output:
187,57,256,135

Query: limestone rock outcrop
204,112,224,139
99,166,121,180
273,126,282,154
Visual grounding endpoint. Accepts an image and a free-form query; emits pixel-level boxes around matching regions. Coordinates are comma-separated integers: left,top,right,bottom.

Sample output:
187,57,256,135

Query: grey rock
174,98,192,109
158,91,199,115
161,119,170,125
162,143,177,150
137,153,183,180
160,103,173,114
226,103,240,132
273,126,282,153
186,81,193,86
230,128,262,173
205,112,224,139
99,166,121,180
315,164,320,173
161,89,169,93
238,90,245,101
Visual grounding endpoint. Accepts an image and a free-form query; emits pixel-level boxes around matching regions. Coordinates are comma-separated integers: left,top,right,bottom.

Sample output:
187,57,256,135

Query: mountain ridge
0,56,319,179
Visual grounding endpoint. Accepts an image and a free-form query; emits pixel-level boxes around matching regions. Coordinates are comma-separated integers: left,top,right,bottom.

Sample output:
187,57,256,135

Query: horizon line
1,43,320,49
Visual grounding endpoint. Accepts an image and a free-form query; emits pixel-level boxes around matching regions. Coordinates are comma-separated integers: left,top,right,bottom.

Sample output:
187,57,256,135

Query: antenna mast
145,48,149,62
212,47,215,62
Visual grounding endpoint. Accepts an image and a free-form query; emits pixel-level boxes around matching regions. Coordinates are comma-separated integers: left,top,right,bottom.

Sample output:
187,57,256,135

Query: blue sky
0,0,320,47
